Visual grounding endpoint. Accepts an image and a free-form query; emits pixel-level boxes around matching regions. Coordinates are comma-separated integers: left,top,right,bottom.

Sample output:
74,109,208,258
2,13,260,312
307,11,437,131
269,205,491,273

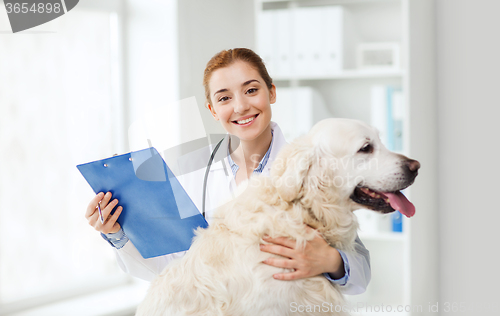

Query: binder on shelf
390,88,404,152
257,5,350,78
371,86,407,232
391,211,403,232
293,6,349,77
256,9,277,76
292,7,323,76
371,85,405,152
322,6,344,74
275,9,293,77
77,147,208,259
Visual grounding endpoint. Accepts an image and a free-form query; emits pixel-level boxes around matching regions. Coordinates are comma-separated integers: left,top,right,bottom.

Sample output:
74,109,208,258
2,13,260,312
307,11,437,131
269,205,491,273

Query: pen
97,201,104,224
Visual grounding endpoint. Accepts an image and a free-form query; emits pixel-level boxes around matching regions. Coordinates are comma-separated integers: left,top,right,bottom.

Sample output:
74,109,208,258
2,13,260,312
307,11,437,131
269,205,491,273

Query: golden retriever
135,118,420,316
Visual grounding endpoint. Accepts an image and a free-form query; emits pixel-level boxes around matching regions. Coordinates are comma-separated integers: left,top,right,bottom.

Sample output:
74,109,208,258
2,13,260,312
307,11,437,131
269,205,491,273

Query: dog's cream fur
136,118,418,316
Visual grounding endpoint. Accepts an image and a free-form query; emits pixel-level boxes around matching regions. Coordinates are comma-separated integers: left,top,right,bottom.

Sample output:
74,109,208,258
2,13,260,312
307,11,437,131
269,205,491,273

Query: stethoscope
201,138,225,219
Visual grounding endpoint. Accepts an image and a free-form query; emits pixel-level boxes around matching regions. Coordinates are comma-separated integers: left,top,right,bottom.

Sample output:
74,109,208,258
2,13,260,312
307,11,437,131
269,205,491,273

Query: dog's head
271,118,420,219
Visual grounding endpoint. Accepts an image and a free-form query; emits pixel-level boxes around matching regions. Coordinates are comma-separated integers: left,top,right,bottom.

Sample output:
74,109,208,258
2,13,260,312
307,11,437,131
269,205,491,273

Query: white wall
406,1,440,310
125,0,179,147
436,0,500,312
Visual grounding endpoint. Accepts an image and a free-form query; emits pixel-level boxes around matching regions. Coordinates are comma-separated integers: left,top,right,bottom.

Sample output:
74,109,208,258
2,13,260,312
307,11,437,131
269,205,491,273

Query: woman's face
208,61,276,142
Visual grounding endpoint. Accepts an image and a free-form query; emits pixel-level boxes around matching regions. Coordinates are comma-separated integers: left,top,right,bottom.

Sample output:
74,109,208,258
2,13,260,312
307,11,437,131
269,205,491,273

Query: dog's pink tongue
385,191,415,218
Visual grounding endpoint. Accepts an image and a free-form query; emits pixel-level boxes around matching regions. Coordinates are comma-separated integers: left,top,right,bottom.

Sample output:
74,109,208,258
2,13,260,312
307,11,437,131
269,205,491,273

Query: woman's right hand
85,192,123,234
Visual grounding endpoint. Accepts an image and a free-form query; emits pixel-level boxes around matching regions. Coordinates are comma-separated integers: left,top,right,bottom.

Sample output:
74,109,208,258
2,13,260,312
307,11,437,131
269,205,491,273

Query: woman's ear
207,103,219,121
269,84,277,105
271,141,314,202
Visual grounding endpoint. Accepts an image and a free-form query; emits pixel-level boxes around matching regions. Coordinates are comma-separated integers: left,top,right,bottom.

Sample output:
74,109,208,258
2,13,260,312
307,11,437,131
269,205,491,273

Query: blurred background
0,0,499,315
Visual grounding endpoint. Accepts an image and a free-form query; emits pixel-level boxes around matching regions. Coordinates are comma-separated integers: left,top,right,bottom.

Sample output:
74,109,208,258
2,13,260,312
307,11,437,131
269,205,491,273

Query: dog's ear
271,141,314,202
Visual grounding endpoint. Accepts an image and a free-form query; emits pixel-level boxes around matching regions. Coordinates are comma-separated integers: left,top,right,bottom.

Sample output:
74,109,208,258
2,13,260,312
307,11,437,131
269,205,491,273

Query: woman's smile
232,113,259,126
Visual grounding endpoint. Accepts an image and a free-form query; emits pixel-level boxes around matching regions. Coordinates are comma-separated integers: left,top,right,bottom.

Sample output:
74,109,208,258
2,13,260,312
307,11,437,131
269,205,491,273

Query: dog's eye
358,143,373,154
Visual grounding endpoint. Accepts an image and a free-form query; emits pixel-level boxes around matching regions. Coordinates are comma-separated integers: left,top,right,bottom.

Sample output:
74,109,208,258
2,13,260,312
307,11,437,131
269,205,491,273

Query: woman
85,48,371,295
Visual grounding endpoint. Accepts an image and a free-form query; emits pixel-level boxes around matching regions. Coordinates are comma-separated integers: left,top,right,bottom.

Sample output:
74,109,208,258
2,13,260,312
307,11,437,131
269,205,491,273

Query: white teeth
236,116,255,124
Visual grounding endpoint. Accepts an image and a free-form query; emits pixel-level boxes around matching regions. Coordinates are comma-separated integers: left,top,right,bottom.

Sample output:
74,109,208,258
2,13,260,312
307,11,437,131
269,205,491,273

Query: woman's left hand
259,226,345,280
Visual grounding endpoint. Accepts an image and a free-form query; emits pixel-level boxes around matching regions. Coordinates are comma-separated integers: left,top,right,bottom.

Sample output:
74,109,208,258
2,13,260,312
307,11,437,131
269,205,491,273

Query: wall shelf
273,69,404,81
261,0,401,6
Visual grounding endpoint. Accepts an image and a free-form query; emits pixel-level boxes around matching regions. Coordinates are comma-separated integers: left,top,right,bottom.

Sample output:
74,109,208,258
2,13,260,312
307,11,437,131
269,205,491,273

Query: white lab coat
111,122,371,295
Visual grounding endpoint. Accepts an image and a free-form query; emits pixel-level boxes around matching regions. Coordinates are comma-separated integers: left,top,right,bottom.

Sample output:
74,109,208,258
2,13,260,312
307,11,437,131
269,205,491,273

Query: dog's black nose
405,159,421,173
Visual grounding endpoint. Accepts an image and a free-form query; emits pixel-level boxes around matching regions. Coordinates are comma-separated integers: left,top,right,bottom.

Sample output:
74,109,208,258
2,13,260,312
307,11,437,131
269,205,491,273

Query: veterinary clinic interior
0,0,498,315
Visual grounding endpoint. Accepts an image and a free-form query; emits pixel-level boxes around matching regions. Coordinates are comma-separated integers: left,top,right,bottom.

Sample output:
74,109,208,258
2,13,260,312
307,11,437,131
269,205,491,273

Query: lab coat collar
208,121,288,174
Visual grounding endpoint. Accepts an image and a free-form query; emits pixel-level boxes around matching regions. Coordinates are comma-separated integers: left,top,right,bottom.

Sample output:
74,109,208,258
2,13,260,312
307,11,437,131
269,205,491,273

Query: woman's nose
233,96,251,113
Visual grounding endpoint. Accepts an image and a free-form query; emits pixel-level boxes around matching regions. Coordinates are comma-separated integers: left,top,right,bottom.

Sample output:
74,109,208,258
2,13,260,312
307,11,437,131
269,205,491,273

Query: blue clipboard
77,147,208,259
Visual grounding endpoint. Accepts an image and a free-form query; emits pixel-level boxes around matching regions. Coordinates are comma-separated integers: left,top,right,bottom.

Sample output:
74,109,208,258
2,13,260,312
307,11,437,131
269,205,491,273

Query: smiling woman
206,60,276,185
